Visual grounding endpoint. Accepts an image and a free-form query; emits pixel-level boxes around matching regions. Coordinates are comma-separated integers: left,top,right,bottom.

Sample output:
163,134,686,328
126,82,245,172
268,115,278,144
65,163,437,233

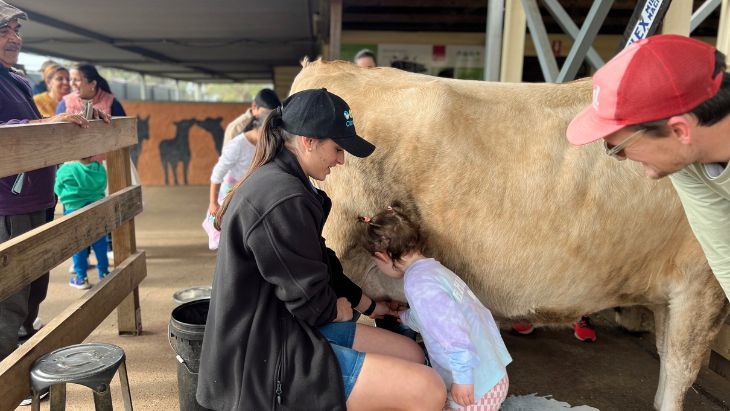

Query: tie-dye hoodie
399,258,512,408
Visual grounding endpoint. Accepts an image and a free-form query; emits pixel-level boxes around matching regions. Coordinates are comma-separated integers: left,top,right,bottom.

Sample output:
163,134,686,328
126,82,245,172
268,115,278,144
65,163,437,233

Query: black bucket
169,298,213,411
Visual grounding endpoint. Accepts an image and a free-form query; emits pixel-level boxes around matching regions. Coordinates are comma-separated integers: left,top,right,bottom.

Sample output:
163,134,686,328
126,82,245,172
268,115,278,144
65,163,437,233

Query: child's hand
450,383,474,407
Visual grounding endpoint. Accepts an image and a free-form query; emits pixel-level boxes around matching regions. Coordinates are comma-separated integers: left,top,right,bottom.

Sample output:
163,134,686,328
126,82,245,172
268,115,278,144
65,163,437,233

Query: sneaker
69,276,91,290
99,272,110,280
574,316,597,342
18,317,44,341
511,322,535,335
19,389,49,406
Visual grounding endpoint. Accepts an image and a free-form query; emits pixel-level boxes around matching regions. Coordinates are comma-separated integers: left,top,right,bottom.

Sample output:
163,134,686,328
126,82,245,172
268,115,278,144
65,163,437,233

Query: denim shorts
318,322,366,399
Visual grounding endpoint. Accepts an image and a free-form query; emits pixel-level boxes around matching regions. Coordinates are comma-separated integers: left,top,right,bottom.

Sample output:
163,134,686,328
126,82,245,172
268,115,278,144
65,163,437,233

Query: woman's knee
418,367,447,407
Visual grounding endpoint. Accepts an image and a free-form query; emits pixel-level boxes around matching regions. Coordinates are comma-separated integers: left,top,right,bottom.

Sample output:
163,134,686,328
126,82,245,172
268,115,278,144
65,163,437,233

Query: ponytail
214,107,291,230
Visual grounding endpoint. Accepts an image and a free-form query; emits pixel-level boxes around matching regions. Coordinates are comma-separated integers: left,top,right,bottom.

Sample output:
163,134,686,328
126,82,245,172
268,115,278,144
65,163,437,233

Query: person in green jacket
54,157,109,289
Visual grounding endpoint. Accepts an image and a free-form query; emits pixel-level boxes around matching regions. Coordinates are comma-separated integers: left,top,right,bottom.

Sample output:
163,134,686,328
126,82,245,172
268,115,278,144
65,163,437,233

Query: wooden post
719,0,730,55
106,147,142,335
661,0,692,35
500,0,526,82
329,0,342,60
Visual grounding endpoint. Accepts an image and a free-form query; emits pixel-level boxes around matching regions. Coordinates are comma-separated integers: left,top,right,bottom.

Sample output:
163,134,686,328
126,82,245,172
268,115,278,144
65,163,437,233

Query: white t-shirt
210,133,256,203
670,162,730,299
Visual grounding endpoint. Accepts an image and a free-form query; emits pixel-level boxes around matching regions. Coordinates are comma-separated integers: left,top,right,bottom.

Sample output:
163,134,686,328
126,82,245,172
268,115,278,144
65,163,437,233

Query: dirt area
16,186,730,410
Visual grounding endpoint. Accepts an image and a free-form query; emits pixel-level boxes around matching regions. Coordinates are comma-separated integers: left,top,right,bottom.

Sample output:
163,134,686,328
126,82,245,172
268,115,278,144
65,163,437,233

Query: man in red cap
567,34,730,300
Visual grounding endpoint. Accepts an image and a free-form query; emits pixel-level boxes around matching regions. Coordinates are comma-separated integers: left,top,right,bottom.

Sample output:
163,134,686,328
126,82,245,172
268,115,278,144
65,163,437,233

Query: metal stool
29,342,133,411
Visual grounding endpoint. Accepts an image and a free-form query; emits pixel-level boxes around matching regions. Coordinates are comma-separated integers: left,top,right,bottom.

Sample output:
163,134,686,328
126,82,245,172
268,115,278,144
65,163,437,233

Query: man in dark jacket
0,5,110,405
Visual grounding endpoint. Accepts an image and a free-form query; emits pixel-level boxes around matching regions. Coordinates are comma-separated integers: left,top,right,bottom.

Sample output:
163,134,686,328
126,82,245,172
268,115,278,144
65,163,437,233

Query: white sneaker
32,317,43,331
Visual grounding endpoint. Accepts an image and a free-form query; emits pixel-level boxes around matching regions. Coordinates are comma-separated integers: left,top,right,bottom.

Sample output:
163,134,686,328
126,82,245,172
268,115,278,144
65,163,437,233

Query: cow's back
290,60,716,323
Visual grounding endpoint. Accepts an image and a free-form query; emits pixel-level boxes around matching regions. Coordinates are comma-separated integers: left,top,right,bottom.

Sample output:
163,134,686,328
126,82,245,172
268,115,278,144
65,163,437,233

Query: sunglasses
603,129,645,161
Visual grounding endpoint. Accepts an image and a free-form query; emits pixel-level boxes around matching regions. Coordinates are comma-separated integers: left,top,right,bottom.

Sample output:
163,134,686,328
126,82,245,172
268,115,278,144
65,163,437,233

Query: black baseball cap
281,88,375,158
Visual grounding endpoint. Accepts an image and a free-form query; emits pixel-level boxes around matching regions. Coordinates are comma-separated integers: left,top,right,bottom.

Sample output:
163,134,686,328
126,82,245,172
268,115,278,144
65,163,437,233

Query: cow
289,59,730,411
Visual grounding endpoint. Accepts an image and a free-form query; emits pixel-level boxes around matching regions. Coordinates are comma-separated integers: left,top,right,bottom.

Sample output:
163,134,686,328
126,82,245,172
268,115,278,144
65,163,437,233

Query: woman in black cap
197,88,446,411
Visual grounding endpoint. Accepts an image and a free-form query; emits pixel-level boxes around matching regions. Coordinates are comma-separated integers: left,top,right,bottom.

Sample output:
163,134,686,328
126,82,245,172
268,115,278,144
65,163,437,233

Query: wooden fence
0,118,146,409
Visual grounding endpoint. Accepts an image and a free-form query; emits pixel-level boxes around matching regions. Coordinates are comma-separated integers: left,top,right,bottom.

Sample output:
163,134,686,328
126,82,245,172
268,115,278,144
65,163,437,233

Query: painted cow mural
290,59,729,411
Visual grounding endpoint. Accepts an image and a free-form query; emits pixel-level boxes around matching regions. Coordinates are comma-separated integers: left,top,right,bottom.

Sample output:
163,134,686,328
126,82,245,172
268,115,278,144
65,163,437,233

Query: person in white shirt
208,112,268,216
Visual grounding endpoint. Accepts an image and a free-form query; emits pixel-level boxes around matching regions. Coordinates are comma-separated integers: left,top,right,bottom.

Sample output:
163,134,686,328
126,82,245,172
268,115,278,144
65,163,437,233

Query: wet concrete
16,186,730,410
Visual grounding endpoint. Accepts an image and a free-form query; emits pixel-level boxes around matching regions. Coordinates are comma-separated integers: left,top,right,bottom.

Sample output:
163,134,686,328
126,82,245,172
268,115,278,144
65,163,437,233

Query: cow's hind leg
654,279,728,411
650,303,669,410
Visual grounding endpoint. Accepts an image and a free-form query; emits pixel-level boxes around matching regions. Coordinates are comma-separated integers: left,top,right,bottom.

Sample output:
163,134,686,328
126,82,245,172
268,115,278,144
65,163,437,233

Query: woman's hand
334,297,353,322
39,113,89,128
450,383,475,407
91,108,112,123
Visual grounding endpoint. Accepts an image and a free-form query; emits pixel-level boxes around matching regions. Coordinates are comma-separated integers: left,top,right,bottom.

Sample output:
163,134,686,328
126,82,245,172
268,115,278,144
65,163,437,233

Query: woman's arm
246,196,340,326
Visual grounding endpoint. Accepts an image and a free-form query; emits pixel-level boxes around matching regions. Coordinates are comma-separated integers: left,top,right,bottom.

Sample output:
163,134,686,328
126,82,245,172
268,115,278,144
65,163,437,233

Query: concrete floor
16,186,730,410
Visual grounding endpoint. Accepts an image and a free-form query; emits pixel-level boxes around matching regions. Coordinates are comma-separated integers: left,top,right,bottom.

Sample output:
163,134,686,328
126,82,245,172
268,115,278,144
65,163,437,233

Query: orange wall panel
122,101,248,186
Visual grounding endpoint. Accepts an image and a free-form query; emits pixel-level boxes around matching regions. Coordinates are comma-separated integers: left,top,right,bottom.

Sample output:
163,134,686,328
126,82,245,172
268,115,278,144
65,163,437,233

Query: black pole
618,0,674,51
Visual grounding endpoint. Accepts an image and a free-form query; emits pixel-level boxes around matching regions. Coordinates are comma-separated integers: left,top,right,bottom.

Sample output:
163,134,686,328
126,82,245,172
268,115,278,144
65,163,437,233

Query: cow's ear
667,115,692,145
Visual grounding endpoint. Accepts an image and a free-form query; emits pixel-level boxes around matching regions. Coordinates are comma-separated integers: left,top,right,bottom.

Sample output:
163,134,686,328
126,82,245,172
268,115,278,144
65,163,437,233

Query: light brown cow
290,59,730,411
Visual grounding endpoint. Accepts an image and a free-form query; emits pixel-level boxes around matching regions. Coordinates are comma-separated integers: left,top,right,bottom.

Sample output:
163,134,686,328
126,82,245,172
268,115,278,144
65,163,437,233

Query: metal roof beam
23,8,237,81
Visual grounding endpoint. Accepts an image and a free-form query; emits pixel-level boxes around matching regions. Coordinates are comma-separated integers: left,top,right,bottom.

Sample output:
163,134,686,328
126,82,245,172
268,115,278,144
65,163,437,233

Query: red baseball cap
567,35,723,145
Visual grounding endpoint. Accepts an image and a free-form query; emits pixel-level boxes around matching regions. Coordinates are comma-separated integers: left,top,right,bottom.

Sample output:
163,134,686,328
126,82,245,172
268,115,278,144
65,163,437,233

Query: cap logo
343,110,354,127
592,86,600,110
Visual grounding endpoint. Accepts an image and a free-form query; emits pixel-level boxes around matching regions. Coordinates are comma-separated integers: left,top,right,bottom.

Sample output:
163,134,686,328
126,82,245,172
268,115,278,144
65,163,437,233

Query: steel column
556,0,613,83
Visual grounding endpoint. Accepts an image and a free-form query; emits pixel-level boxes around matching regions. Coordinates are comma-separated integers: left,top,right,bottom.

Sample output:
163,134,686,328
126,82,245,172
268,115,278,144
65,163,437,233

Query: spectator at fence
31,59,58,95
57,62,126,117
354,48,377,68
222,88,280,146
0,2,111,406
33,63,70,117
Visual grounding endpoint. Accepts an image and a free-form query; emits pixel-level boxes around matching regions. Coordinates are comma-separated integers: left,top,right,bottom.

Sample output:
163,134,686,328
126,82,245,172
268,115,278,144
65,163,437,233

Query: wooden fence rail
0,118,146,409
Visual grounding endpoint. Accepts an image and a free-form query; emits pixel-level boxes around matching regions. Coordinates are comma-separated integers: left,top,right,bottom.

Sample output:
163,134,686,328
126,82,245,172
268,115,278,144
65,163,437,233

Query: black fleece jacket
197,148,360,411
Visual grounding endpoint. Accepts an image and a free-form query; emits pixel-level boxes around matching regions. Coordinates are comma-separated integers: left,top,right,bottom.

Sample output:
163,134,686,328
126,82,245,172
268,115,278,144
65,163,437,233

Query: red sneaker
573,316,597,342
511,322,535,335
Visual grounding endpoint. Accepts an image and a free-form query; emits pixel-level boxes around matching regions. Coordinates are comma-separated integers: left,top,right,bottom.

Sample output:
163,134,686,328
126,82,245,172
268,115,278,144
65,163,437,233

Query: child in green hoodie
54,157,109,289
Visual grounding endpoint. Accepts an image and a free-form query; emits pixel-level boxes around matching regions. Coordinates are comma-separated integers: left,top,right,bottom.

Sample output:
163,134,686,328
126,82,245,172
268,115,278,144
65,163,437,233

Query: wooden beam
107,147,143,335
0,252,146,410
0,186,143,301
0,117,137,178
500,0,526,82
662,0,692,35
718,0,730,55
330,0,343,60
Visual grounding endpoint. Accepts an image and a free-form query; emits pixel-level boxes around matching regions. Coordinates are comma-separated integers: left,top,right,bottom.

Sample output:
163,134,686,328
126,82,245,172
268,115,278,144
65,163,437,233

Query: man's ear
667,115,693,145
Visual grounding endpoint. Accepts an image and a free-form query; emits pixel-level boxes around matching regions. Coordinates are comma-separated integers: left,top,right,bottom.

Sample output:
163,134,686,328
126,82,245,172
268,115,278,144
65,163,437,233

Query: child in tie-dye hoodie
360,204,512,411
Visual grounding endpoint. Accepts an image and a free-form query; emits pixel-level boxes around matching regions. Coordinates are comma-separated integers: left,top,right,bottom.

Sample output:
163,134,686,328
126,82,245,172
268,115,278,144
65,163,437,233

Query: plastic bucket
168,298,212,411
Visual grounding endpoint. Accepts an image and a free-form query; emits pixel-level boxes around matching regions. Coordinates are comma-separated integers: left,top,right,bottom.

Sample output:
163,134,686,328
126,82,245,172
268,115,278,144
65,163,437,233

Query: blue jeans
318,322,366,399
64,207,109,279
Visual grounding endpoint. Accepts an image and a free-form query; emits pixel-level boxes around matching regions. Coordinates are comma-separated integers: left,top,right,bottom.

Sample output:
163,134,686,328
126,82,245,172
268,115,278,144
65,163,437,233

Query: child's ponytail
360,201,425,263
